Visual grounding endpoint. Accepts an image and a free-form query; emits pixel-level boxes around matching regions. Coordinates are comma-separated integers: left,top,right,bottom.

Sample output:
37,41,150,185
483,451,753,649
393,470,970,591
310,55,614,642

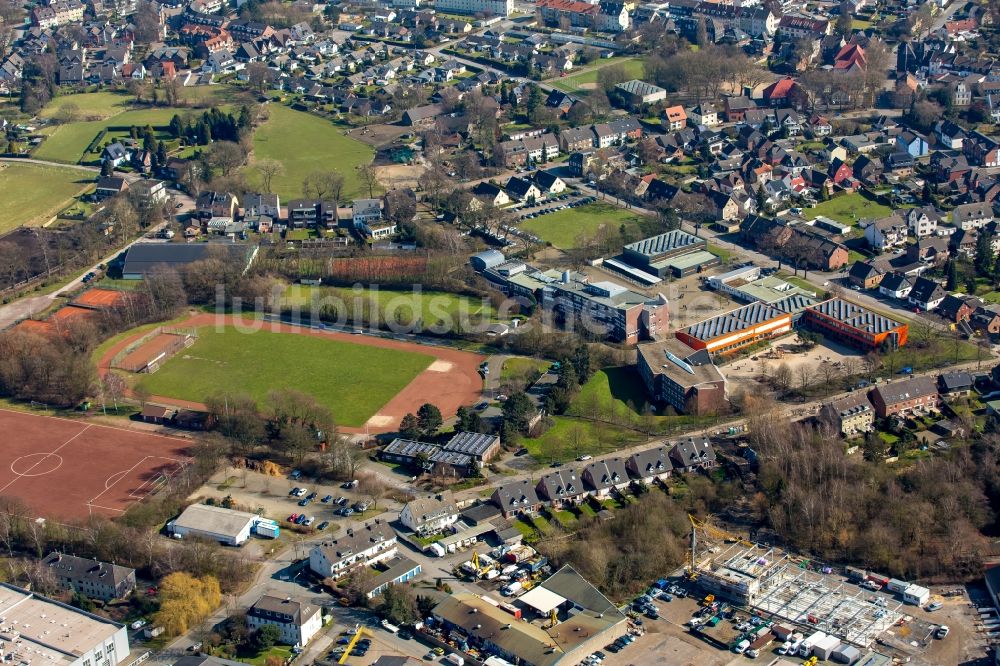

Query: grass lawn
568,367,656,418
282,284,495,329
137,326,434,427
238,645,293,666
520,202,646,249
776,273,821,295
35,108,206,164
805,193,892,225
707,243,733,263
501,357,550,381
0,163,93,232
40,91,133,120
550,57,645,93
252,104,375,201
522,416,644,464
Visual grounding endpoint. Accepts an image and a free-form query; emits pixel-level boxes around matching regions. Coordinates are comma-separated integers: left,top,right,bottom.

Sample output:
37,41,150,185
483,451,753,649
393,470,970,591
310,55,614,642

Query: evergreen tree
946,259,959,291
100,160,113,177
975,232,994,277
399,413,420,439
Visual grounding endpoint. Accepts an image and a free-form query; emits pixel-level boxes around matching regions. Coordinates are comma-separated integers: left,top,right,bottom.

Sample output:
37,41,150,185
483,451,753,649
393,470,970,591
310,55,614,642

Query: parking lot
192,467,388,540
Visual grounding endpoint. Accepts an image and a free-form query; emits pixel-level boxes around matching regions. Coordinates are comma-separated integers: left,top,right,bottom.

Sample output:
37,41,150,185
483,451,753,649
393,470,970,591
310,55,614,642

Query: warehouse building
168,504,274,546
636,337,727,415
675,301,792,355
802,298,908,351
621,231,720,278
0,583,130,666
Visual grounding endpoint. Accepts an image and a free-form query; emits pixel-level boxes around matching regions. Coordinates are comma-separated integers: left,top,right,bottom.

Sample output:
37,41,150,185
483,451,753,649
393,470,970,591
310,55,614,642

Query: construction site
688,517,904,649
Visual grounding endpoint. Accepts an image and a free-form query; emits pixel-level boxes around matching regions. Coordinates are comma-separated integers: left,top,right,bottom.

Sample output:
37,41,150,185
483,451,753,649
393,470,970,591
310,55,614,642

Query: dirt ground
376,163,426,190
721,333,866,400
347,123,411,147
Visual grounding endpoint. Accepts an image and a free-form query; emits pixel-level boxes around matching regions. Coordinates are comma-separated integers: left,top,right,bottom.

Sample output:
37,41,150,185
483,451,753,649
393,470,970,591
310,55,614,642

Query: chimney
561,270,570,284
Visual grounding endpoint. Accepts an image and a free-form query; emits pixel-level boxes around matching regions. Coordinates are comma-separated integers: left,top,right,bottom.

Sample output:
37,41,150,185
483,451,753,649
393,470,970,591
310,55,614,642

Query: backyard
137,326,434,427
0,162,93,233
251,104,375,201
520,202,646,249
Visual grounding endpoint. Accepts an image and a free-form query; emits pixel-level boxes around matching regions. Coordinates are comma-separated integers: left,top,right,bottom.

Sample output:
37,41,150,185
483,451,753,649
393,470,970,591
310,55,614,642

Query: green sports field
252,104,375,201
283,285,495,330
520,202,646,249
137,326,434,427
549,57,646,93
0,163,92,233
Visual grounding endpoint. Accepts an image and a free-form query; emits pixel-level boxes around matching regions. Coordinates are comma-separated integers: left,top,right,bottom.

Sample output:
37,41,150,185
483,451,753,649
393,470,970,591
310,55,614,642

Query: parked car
288,513,299,522
317,521,330,531
926,602,943,612
298,498,311,506
322,495,334,503
290,469,302,480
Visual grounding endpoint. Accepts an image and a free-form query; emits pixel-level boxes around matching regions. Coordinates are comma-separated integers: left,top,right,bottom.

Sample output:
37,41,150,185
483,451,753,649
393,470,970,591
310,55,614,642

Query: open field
137,325,434,427
0,162,93,232
0,408,190,521
252,104,375,201
500,357,550,381
282,284,496,329
101,314,486,432
805,192,892,224
35,89,237,164
522,416,644,464
549,57,646,93
520,202,646,249
40,92,133,120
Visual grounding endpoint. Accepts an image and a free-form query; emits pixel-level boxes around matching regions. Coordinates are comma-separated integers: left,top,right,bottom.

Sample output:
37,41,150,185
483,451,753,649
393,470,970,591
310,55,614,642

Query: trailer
846,567,867,582
813,634,841,660
798,631,827,658
903,584,930,606
887,579,909,594
831,644,861,665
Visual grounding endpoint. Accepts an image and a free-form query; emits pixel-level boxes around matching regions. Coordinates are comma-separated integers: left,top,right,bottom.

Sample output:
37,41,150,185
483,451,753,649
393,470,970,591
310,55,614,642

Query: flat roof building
675,302,792,355
0,583,129,666
802,298,908,351
621,231,718,278
120,242,257,279
169,504,258,546
636,337,727,415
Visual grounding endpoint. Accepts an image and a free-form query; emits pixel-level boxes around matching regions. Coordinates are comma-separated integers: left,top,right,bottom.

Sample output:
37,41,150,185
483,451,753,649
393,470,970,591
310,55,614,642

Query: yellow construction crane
472,551,482,573
687,514,754,579
338,626,372,665
545,608,558,629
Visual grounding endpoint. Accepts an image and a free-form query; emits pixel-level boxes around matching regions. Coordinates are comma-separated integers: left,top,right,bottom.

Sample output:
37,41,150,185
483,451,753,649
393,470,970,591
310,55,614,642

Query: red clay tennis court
73,288,129,310
0,409,191,521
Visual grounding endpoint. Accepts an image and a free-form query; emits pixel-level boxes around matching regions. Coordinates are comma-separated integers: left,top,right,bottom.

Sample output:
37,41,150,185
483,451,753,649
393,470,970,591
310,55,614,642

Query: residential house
534,170,566,195
399,495,459,535
663,105,687,131
688,103,720,127
908,276,947,311
937,293,979,323
625,447,673,484
247,596,322,648
244,193,280,218
580,458,629,498
505,176,541,203
491,479,542,518
101,142,131,167
905,206,941,238
471,182,509,207
938,370,975,397
879,273,912,300
41,553,136,601
848,261,884,290
971,305,1000,336
952,202,994,230
822,392,875,437
852,155,883,185
864,214,908,251
195,191,239,220
669,437,717,473
94,176,129,200
308,521,398,579
905,236,950,265
935,119,966,150
536,470,588,508
896,131,929,157
964,130,1000,167
869,376,940,418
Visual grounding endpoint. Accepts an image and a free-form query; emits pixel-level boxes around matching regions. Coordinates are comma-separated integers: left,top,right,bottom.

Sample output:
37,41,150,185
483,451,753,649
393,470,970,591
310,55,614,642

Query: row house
495,134,559,168
965,130,1000,167
308,521,397,579
31,0,85,28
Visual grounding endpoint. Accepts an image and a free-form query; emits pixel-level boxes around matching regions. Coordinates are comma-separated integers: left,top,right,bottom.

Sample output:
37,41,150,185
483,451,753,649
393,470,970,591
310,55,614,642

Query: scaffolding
688,518,902,648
